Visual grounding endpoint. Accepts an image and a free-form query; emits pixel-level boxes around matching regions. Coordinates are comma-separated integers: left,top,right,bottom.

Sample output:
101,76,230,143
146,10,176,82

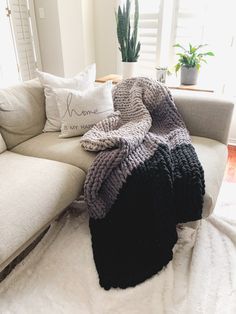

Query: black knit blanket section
81,78,205,290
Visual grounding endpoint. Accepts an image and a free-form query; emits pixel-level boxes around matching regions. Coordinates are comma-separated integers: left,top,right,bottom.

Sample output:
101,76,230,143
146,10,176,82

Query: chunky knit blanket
81,77,205,290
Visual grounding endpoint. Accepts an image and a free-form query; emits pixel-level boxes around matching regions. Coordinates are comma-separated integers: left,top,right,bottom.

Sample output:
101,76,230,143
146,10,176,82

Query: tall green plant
115,0,141,62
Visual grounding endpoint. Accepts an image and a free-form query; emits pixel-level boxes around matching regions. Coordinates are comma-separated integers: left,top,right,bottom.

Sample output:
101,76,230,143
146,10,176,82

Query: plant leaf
206,51,214,56
173,43,188,52
175,63,181,73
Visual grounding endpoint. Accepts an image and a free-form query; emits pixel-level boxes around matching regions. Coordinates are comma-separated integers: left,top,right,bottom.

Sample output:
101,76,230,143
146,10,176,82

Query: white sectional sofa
0,79,234,275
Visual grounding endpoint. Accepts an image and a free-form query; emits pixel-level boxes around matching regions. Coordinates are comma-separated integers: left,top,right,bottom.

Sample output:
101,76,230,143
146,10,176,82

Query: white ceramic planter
181,66,198,85
122,62,137,79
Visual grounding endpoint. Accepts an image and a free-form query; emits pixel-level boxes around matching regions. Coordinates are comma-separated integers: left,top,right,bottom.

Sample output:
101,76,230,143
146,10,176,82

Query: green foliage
115,0,141,62
173,43,214,73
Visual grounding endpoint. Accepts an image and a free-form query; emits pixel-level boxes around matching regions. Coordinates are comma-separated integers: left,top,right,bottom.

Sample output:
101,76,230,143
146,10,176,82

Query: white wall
57,0,85,76
229,105,236,145
82,0,95,66
33,0,64,76
93,0,118,77
34,0,119,77
57,0,95,76
33,0,95,77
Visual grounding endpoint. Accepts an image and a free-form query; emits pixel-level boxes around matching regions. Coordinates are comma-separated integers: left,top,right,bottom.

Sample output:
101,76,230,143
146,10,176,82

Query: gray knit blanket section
81,77,191,219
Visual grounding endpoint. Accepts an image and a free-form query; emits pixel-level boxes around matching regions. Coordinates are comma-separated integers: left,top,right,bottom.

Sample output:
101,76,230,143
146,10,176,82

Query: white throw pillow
54,81,114,138
37,64,96,132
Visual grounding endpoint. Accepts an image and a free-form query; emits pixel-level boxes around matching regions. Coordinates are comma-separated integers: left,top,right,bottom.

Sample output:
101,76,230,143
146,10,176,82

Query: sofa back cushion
0,132,7,153
0,79,46,149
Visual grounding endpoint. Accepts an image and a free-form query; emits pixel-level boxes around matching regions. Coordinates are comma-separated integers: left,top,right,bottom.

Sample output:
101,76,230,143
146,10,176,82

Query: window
0,0,40,87
170,0,236,94
129,0,236,95
136,0,162,77
0,1,19,87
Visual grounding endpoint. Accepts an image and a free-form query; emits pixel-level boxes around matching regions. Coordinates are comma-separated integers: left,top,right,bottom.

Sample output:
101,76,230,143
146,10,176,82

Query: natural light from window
0,1,19,87
120,0,236,96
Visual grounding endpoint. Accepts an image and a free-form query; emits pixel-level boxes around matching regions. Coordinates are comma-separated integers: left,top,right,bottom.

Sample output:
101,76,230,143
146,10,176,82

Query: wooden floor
225,145,236,183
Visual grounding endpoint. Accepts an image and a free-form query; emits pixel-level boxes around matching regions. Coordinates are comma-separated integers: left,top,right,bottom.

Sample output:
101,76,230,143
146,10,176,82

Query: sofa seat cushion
11,132,97,173
0,151,85,267
11,133,227,218
191,136,227,218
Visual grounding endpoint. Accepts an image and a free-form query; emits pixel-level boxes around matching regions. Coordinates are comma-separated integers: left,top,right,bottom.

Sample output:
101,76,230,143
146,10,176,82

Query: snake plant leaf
135,41,141,60
117,6,127,61
133,0,139,46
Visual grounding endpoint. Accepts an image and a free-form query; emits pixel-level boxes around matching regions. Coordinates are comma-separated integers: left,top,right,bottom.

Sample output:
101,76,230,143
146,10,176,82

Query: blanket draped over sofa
81,77,205,290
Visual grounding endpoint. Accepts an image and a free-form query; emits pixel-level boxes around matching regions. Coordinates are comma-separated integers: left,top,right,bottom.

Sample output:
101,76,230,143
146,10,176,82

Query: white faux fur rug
0,184,236,314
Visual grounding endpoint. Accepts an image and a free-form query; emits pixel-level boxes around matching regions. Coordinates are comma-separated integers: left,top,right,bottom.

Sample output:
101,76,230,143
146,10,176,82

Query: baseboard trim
229,138,236,146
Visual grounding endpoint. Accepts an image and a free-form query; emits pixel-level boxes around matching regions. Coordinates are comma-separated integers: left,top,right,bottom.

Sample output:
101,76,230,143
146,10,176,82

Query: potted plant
174,43,214,85
115,0,141,79
155,67,168,83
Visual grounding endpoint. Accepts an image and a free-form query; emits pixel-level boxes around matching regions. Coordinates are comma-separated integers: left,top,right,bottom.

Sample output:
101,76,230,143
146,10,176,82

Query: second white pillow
54,81,114,138
37,64,96,132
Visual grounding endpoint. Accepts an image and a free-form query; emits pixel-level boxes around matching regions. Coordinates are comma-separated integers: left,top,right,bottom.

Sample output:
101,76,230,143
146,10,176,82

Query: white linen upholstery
0,79,45,149
12,132,227,218
191,136,227,218
37,64,96,132
0,81,232,275
173,90,234,145
55,81,114,137
11,132,96,173
0,151,85,267
0,133,6,153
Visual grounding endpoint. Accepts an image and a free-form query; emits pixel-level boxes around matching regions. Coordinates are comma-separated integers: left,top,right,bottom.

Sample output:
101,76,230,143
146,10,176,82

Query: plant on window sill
174,43,214,85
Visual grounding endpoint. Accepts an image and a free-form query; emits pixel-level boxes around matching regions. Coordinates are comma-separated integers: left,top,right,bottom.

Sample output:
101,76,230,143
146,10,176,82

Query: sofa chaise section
0,151,85,272
0,79,234,277
191,136,227,217
172,91,234,217
11,132,97,173
12,133,228,218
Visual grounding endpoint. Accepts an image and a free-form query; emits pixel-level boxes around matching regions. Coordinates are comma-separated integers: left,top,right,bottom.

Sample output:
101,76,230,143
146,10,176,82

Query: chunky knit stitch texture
81,77,205,290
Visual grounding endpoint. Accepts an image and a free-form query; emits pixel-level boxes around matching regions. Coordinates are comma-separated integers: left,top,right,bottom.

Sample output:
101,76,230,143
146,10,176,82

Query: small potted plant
174,43,214,85
155,67,168,83
115,0,141,79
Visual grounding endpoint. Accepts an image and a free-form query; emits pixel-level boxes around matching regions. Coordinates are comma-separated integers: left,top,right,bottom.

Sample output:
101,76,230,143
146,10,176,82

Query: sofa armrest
172,90,234,144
